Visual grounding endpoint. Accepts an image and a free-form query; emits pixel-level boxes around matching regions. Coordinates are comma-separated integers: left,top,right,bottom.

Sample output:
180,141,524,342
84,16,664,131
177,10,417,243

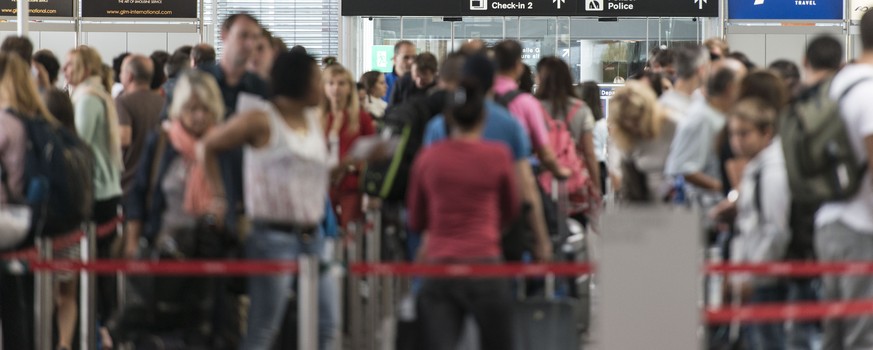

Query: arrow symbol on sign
562,49,569,57
553,0,565,9
695,0,707,10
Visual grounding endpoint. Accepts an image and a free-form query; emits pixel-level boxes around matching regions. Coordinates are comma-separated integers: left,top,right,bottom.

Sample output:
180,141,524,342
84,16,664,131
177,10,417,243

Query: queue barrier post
34,236,53,350
80,223,97,350
298,253,320,350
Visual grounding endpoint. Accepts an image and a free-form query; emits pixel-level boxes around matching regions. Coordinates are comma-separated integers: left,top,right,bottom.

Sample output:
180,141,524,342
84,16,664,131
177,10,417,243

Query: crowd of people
0,7,872,350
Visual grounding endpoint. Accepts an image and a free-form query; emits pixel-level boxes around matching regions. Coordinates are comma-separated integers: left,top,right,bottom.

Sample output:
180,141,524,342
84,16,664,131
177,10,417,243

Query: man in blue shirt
384,40,416,102
423,100,530,160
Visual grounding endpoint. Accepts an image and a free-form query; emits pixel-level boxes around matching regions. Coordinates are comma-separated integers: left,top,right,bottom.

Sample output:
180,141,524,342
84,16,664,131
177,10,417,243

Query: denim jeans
743,283,788,350
239,225,337,350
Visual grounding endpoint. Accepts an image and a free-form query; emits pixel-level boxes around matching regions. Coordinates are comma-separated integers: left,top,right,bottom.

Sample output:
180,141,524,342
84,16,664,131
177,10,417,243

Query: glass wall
361,16,701,84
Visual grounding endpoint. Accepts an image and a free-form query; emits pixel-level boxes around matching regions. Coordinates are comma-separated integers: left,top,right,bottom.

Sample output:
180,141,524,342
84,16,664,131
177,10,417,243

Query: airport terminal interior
1,0,873,349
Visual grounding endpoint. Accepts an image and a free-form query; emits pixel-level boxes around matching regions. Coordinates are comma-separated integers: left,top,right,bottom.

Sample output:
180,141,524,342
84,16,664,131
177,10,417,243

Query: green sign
372,45,394,73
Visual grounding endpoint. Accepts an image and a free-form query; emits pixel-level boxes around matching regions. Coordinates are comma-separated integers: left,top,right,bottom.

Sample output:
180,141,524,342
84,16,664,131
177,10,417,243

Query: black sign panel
83,0,197,18
0,0,73,17
343,0,718,17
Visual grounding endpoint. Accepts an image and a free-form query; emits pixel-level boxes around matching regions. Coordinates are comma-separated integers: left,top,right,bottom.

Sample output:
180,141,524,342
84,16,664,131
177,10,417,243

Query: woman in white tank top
200,51,379,350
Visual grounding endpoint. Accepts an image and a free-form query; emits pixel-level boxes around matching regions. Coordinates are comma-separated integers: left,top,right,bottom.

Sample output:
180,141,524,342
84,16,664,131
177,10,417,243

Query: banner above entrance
343,0,718,17
0,0,73,17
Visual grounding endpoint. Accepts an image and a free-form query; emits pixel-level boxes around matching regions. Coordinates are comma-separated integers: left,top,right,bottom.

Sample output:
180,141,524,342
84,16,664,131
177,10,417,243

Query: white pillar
16,0,28,36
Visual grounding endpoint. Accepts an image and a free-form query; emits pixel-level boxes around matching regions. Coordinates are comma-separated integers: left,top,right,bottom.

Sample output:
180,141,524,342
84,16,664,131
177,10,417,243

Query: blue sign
729,0,843,20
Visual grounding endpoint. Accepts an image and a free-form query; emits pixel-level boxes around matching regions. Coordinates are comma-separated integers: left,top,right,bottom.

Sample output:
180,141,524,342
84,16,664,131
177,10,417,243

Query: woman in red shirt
321,64,375,228
407,77,520,350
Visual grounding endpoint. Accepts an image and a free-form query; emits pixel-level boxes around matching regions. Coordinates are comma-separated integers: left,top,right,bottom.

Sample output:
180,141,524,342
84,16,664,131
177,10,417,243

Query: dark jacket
388,73,437,110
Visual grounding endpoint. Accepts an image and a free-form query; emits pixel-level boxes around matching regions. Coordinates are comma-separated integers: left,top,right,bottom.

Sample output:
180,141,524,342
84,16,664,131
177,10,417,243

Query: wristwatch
727,189,739,204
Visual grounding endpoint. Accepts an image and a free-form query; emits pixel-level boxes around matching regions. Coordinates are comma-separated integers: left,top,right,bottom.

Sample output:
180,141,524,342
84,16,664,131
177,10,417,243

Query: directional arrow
553,0,565,10
562,49,570,58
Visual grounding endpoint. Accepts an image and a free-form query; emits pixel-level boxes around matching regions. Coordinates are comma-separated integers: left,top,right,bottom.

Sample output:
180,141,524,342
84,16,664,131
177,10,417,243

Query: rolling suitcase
513,180,584,350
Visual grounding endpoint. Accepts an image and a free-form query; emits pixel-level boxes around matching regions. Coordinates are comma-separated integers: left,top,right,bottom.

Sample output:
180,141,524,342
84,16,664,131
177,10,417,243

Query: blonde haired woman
321,64,375,227
607,81,678,202
63,45,123,348
0,52,75,350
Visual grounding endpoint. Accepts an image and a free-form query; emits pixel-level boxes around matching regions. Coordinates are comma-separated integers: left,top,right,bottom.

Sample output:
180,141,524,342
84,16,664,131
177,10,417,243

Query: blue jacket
383,70,399,102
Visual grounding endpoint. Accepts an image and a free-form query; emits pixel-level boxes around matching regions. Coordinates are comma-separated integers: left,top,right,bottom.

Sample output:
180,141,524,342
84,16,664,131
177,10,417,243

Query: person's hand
727,280,754,301
330,165,349,186
366,197,383,211
708,199,737,222
554,166,572,180
365,141,393,162
208,196,227,228
533,238,553,262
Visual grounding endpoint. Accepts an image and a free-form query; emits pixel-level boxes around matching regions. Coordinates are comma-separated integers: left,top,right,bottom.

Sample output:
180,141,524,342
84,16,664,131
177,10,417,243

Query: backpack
361,94,436,201
780,78,870,205
6,109,94,237
538,101,599,215
495,90,522,108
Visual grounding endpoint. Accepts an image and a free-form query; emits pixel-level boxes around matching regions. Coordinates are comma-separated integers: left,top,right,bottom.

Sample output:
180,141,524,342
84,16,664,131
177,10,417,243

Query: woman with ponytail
407,77,520,350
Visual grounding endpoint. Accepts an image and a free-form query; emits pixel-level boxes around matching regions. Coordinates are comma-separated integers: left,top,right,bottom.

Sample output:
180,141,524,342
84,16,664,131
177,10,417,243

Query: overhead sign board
82,0,197,18
851,0,873,21
0,0,73,17
343,0,718,17
729,0,843,20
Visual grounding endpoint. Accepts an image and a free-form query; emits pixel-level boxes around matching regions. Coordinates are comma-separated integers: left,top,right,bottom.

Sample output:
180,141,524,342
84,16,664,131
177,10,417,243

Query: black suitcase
512,298,580,350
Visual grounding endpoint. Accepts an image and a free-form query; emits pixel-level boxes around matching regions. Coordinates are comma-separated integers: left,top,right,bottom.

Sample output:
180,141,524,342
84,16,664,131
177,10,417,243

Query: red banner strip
349,262,593,277
29,259,300,275
706,299,873,324
706,262,873,277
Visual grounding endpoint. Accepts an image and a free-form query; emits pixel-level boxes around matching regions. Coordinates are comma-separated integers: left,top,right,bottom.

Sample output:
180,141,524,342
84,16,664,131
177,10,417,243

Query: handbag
0,204,31,250
0,167,31,250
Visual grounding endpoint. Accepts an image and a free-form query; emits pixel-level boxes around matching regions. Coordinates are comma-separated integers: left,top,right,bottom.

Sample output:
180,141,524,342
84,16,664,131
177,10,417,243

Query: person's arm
360,110,376,136
573,106,601,194
422,117,445,147
525,100,569,178
198,110,270,219
500,151,521,225
115,98,133,148
406,156,428,234
74,95,103,144
664,118,721,191
515,160,552,262
684,172,723,193
725,158,749,191
124,131,160,258
579,131,601,196
752,168,792,264
866,135,873,187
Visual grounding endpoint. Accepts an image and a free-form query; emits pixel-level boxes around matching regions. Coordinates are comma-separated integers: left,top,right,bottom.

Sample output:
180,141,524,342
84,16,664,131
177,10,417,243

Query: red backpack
538,101,601,215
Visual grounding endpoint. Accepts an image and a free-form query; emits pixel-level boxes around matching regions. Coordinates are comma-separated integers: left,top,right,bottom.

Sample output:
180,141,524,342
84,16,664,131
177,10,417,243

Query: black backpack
361,94,440,201
5,110,94,237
